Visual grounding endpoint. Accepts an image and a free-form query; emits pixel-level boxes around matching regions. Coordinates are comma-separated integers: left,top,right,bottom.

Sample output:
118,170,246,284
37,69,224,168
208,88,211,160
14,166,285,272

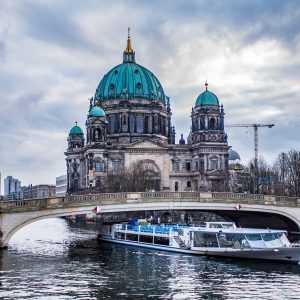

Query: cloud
0,0,300,191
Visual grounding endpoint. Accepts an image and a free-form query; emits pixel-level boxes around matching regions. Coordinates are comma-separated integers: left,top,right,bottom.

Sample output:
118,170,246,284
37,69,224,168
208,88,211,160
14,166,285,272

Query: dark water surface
1,218,300,299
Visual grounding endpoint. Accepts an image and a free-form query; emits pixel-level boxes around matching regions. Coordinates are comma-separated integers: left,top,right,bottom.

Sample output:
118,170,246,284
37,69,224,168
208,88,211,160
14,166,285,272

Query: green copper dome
95,63,166,104
195,83,219,107
94,33,166,105
69,125,83,135
89,106,106,117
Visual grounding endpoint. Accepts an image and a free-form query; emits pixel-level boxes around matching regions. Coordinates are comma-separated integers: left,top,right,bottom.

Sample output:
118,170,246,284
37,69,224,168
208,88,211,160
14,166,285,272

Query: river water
1,218,300,299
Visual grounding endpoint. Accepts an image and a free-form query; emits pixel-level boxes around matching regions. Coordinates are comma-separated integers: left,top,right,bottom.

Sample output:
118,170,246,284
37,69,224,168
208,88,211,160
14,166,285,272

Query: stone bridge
1,191,300,248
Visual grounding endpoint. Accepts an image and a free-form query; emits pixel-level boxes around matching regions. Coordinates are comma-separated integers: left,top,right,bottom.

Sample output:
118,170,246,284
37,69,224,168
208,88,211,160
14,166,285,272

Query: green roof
195,90,219,107
94,63,166,105
89,106,106,117
69,125,83,135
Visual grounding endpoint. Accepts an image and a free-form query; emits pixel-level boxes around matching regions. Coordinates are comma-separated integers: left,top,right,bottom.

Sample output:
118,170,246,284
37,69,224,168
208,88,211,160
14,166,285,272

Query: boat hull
98,236,300,264
204,248,300,264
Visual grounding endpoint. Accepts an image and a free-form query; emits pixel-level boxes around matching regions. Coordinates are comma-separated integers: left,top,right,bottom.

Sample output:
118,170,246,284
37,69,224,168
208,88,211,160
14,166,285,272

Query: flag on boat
235,203,242,210
93,206,101,214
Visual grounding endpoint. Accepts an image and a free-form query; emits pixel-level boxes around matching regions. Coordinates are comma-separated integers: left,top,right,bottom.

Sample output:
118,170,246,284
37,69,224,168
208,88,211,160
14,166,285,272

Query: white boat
98,221,300,264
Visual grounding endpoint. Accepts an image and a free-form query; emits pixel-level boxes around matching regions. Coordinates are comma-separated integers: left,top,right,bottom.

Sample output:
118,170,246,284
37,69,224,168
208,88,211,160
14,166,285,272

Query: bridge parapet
212,192,264,200
0,192,300,213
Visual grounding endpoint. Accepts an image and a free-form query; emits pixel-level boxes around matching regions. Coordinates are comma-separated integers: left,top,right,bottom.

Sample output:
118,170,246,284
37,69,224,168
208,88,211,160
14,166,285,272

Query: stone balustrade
1,192,300,212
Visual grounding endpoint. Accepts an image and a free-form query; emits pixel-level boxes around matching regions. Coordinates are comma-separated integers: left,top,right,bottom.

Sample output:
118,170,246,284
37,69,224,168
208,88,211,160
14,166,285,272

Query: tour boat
98,221,300,264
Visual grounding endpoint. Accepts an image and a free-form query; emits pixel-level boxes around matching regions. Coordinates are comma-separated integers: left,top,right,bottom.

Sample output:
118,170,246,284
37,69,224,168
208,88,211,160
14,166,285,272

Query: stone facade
65,34,229,194
22,184,56,199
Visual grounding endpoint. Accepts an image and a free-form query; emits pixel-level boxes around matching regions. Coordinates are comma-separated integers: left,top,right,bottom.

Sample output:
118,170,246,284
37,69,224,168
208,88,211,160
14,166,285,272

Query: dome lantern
123,27,135,63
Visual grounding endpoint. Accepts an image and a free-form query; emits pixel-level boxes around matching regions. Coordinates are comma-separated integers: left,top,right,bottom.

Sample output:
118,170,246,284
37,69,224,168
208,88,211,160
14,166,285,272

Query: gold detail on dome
124,27,134,53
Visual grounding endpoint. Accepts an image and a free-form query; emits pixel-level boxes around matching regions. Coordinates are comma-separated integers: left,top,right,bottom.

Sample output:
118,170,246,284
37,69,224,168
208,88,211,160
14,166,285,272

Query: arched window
136,115,144,133
200,117,205,130
145,116,149,133
175,182,179,191
130,114,135,132
209,118,216,130
210,158,218,170
113,160,121,171
109,83,115,96
122,114,127,125
109,115,115,133
95,162,103,172
172,160,179,172
186,162,191,172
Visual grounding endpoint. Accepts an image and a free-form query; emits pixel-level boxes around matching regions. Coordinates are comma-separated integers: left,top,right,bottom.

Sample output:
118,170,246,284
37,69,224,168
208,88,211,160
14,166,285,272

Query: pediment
126,139,168,150
207,169,226,178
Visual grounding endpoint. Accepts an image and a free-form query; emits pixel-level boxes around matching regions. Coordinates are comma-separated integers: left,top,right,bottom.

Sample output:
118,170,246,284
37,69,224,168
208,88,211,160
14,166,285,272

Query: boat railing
115,224,190,235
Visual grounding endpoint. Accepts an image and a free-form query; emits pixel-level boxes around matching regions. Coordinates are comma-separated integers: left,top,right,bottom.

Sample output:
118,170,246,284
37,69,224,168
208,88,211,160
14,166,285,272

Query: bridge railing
1,192,300,210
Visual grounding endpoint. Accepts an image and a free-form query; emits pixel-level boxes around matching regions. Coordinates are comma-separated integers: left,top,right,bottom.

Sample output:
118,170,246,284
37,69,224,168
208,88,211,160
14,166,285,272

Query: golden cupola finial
125,27,134,53
123,27,135,62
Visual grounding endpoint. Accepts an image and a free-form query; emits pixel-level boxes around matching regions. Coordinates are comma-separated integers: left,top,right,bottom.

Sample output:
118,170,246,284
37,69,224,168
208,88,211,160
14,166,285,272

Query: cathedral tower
188,82,229,191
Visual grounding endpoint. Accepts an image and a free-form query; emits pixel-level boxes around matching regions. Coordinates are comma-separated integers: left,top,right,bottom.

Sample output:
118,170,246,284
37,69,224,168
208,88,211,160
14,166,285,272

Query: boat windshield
246,232,288,248
193,231,289,249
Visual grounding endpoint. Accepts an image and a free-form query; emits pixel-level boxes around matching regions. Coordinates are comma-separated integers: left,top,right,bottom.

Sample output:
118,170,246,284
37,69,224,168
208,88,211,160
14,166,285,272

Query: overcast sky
0,0,299,191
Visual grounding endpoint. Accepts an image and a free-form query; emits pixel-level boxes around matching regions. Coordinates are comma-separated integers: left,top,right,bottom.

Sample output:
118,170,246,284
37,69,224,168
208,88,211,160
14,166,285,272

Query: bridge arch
1,207,95,248
1,192,300,247
201,208,300,234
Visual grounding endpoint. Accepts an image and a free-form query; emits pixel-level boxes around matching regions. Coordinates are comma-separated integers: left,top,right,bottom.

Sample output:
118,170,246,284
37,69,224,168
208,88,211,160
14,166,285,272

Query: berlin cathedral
65,31,230,194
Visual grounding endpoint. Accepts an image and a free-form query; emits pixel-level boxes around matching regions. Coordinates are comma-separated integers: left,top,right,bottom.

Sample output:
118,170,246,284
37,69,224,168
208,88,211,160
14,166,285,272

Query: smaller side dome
195,91,219,107
195,82,219,107
228,149,241,161
69,124,83,135
89,106,106,117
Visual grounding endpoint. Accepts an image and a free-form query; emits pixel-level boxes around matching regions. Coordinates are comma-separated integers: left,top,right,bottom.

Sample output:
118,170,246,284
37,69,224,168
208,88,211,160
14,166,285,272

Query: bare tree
240,157,274,194
271,150,300,197
103,160,160,193
272,152,290,196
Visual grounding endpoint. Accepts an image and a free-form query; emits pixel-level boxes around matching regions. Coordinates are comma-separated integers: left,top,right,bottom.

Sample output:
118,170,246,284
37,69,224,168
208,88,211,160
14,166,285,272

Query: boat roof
193,227,287,234
118,222,286,234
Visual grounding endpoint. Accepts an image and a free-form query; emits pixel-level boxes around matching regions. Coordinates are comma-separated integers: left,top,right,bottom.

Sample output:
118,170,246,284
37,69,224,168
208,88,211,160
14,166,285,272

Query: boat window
140,235,153,244
261,233,277,242
245,234,265,248
279,233,291,246
221,224,235,229
261,233,283,248
194,232,219,248
217,233,233,248
209,224,222,228
154,237,169,245
126,233,138,241
114,232,125,240
217,233,249,249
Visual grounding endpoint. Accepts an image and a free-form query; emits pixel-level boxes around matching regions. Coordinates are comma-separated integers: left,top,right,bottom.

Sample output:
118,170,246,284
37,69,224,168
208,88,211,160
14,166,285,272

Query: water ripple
1,218,300,299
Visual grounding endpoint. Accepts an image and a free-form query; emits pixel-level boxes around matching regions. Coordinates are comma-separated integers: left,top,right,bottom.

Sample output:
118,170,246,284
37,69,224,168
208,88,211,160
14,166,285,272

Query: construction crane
226,123,274,192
